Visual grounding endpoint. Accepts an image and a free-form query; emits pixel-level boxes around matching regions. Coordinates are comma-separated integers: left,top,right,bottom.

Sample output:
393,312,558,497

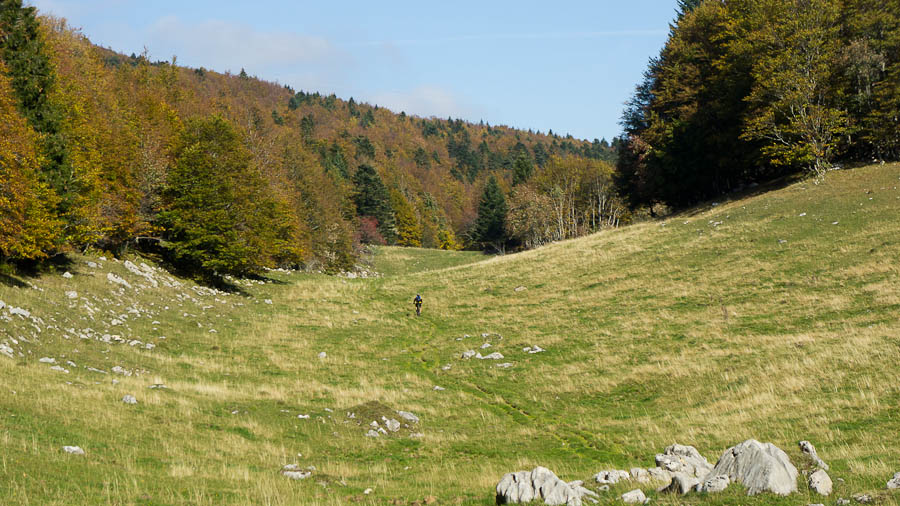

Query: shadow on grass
0,254,75,287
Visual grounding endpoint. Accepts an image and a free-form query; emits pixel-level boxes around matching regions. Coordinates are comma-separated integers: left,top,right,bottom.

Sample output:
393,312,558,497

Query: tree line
0,1,618,277
615,0,900,211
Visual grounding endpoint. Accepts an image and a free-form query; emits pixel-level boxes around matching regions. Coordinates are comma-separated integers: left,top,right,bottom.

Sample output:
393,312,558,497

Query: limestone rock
122,395,137,405
656,443,713,478
853,494,873,503
385,418,401,432
63,446,85,455
799,440,829,470
620,489,647,504
397,411,420,424
317,352,327,359
700,474,730,493
887,471,900,489
705,439,798,495
661,472,699,495
808,469,832,496
461,350,477,359
65,291,78,299
630,468,650,484
62,271,73,279
365,430,379,438
281,464,312,480
496,466,587,505
478,352,504,360
39,357,56,364
647,467,673,482
595,470,630,484
107,272,132,289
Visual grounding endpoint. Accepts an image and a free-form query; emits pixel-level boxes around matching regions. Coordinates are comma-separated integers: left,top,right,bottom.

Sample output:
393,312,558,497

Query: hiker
413,293,423,316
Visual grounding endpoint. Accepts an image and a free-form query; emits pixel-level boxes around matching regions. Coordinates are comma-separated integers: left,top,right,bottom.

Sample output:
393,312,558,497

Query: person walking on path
413,293,423,317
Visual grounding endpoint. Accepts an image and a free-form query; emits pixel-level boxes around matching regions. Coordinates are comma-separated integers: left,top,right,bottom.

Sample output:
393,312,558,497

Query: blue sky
29,0,677,142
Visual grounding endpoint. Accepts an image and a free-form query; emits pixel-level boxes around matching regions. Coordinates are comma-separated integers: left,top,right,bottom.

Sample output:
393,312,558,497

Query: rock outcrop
704,439,798,495
656,444,713,478
660,472,699,495
496,467,596,505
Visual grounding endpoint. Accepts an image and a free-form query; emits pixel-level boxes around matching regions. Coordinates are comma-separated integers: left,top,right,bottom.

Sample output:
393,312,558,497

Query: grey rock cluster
496,466,598,505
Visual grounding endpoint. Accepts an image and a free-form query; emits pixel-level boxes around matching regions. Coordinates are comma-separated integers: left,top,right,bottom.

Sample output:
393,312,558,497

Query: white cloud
369,85,480,120
145,16,347,75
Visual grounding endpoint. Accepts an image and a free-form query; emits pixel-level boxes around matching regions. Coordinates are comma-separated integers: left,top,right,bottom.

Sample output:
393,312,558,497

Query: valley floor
2,164,900,505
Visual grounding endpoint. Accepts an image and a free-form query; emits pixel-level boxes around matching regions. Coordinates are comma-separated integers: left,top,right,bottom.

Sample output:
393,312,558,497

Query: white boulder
704,439,797,496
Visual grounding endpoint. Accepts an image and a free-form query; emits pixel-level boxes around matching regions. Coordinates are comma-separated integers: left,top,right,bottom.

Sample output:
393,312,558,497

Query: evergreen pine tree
0,0,74,211
473,175,508,252
351,164,395,242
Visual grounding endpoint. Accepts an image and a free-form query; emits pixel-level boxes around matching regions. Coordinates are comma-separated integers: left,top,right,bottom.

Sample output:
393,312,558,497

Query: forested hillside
0,1,620,276
616,0,900,211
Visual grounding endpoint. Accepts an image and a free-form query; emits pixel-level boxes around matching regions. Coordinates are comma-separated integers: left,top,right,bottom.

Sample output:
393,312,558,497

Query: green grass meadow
2,164,900,505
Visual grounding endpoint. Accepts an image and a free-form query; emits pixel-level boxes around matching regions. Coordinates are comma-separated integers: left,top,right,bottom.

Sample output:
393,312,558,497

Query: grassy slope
2,164,899,505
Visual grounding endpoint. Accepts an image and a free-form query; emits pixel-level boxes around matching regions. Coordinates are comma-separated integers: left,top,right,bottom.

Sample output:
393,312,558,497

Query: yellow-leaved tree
0,65,62,260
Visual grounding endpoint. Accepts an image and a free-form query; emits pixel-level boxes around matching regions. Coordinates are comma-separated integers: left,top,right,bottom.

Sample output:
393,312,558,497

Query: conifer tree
0,0,74,210
159,115,294,277
473,175,508,252
351,164,395,242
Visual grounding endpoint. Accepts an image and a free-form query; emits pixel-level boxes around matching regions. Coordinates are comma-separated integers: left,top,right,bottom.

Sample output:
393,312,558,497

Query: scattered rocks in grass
837,498,851,505
808,469,832,496
397,411,419,424
700,474,730,493
888,471,900,489
523,345,545,354
39,357,56,364
514,286,526,292
318,352,327,359
621,489,648,504
661,473,699,495
107,272,132,289
86,261,98,268
365,430,379,438
478,352,504,360
441,364,451,371
461,350,477,359
496,466,592,505
50,365,69,373
853,493,873,503
384,418,401,432
62,271,73,279
65,290,78,299
364,488,373,495
122,395,137,405
594,470,629,484
496,362,514,368
297,414,310,419
111,366,132,376
705,439,797,495
148,384,166,389
264,299,273,305
346,401,420,438
480,342,492,349
9,307,30,318
799,440,829,470
656,443,713,478
433,385,445,391
63,446,85,455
